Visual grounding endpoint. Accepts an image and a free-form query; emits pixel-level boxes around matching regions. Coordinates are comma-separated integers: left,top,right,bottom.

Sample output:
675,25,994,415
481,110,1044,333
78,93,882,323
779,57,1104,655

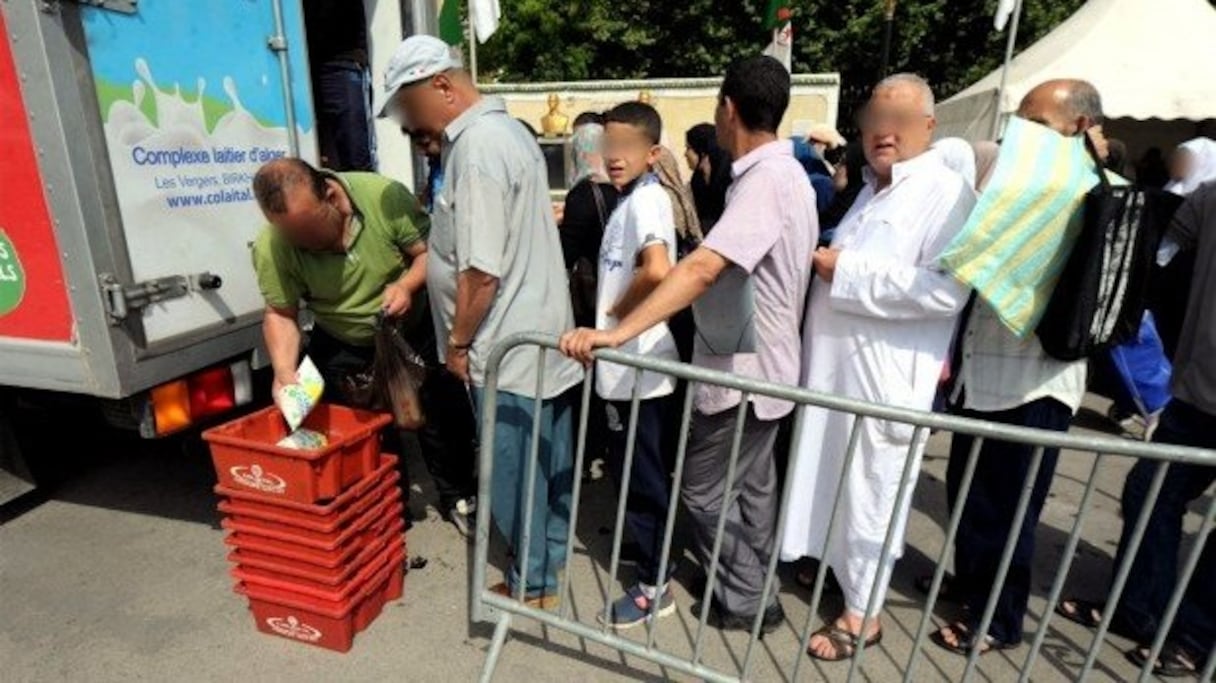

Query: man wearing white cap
379,35,583,608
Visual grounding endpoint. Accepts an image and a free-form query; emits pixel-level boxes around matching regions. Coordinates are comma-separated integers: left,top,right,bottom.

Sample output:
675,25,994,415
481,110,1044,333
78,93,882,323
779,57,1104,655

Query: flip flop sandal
807,625,883,662
1126,642,1200,679
1055,598,1105,629
915,573,961,604
930,621,1018,656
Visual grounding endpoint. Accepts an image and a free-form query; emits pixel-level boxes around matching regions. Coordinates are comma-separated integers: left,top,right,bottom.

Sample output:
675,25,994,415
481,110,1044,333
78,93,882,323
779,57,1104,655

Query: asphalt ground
0,394,1209,682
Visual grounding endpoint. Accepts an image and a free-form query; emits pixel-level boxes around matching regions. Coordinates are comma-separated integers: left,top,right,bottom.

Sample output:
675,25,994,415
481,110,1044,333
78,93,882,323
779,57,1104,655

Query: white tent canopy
935,0,1216,142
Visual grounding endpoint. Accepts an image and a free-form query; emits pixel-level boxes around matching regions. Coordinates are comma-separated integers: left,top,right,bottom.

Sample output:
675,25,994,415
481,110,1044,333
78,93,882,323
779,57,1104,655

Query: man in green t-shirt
250,157,478,536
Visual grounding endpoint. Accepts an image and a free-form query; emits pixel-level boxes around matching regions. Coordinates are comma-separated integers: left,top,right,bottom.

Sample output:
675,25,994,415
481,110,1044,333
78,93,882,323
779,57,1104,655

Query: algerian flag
994,0,1018,31
437,0,501,45
762,1,793,72
438,0,462,45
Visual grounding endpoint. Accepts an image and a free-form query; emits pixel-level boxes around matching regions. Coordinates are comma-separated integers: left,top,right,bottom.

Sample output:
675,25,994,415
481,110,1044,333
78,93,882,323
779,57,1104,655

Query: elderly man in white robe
781,73,976,662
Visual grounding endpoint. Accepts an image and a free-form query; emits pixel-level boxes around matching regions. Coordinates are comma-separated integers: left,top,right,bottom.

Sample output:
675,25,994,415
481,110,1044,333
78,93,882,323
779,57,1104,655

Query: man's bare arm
450,268,499,346
264,305,301,391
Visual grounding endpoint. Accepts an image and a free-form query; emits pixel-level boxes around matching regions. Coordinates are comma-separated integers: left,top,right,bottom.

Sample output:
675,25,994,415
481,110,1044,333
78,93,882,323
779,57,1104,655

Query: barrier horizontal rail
471,332,1216,683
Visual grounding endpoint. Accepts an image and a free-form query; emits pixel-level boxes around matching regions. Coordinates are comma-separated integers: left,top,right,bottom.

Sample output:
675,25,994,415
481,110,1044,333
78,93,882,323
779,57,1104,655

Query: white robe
780,152,976,617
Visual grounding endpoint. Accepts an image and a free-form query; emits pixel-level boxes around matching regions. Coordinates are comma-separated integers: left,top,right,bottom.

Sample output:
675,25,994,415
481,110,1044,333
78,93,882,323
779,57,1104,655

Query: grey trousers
681,405,781,616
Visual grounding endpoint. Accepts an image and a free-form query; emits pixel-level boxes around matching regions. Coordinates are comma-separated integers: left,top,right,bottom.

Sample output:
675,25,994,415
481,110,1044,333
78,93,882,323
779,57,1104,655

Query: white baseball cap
807,123,846,150
377,35,464,119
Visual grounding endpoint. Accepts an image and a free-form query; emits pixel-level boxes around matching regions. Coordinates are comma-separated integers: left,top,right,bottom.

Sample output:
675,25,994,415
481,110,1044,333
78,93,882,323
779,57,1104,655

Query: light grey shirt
426,96,583,399
1165,180,1216,416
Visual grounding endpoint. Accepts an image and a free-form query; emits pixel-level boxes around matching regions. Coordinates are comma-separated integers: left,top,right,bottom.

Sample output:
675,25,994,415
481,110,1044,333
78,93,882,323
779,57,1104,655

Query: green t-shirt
251,171,429,347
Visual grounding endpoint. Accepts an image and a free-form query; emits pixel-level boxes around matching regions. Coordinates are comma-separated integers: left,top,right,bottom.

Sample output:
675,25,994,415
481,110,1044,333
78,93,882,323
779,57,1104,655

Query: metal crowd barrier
471,332,1216,683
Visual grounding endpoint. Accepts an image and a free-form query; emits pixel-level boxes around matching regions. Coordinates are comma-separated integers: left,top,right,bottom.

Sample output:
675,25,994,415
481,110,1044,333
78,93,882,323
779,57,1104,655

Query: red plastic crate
221,502,404,570
218,470,400,536
223,525,375,570
232,534,404,594
228,519,405,586
221,497,402,552
204,403,392,504
215,454,399,525
236,545,406,652
233,541,390,597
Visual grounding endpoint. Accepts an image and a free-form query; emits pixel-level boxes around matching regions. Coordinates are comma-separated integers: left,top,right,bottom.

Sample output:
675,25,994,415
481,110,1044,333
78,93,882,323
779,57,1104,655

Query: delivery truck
0,0,333,503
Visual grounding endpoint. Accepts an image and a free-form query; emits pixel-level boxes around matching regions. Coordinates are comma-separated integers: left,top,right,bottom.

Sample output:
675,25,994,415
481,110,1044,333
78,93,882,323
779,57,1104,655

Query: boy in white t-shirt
592,102,680,628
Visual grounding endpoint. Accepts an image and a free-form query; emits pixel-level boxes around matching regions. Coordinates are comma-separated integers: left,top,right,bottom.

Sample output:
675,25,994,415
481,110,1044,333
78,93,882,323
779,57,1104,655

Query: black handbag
1035,136,1183,361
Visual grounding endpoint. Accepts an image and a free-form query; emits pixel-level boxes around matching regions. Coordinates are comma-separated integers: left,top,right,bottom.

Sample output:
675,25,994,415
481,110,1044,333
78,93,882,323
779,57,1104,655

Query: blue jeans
947,397,1071,643
314,61,373,171
1112,399,1215,655
471,387,573,596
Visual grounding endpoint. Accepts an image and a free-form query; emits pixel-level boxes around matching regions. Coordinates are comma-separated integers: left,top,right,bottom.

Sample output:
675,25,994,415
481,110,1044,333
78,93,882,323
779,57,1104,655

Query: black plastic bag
372,315,428,430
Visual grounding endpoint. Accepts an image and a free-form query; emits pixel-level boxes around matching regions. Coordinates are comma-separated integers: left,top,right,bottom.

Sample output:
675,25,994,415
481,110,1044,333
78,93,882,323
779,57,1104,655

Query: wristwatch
448,335,473,351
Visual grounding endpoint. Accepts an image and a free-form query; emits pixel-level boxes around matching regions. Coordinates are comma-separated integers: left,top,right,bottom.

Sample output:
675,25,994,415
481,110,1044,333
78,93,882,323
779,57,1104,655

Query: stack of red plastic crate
203,403,405,653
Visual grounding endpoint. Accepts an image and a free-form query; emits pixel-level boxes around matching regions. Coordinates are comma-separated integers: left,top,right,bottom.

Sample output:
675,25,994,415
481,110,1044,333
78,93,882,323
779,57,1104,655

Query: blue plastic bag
1109,312,1173,417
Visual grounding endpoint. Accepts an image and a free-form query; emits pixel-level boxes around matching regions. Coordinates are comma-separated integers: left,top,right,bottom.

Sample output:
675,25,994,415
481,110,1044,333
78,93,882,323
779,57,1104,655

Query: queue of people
247,33,1214,675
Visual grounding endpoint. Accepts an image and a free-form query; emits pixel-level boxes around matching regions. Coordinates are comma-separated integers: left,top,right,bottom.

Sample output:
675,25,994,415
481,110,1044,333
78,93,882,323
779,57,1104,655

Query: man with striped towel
933,80,1108,655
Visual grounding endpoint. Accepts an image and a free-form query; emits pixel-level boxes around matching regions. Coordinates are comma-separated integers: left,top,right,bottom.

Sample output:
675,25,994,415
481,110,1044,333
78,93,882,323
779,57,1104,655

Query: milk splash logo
0,230,25,316
79,0,315,344
229,464,287,494
266,615,323,643
100,57,290,212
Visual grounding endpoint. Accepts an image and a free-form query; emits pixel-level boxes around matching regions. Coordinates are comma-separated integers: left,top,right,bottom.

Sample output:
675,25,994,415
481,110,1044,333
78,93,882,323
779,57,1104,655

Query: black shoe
708,598,785,635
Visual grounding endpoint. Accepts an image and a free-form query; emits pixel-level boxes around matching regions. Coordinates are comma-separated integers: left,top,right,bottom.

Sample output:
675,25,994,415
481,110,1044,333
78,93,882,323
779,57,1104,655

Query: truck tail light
147,360,254,436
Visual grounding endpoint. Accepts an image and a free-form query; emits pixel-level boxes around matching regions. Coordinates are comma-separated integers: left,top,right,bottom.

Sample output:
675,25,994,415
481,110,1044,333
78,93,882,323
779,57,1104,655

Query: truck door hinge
99,272,223,324
51,0,139,14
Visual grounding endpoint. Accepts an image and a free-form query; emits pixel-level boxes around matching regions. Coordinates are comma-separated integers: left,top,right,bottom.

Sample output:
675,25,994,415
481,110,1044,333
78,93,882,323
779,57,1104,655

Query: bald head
874,73,935,116
253,158,348,252
861,73,938,184
1017,79,1103,137
253,158,327,215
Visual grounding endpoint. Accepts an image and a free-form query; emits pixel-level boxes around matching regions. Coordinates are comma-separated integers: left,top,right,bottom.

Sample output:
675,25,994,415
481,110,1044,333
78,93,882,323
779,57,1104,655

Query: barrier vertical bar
646,385,697,649
962,446,1045,681
602,369,644,632
1201,645,1216,682
1079,461,1171,678
846,426,927,683
1019,453,1107,682
514,349,548,601
1135,494,1216,683
558,372,596,619
471,345,503,623
741,408,807,679
692,398,750,667
904,435,985,682
791,416,866,683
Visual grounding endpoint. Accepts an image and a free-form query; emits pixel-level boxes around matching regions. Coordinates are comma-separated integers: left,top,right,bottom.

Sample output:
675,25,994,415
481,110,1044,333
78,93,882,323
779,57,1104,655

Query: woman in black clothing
684,123,732,233
559,112,620,328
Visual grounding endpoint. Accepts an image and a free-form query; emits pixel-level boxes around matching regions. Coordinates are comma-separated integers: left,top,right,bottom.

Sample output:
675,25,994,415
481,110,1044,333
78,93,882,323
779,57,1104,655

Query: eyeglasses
857,109,932,129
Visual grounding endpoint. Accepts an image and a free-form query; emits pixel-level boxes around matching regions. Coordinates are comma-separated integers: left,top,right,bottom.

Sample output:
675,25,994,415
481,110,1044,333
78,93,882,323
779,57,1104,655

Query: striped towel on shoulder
939,117,1100,337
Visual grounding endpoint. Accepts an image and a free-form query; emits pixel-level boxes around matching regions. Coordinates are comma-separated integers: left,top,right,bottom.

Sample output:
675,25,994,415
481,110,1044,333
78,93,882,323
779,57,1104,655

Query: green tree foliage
475,0,1085,97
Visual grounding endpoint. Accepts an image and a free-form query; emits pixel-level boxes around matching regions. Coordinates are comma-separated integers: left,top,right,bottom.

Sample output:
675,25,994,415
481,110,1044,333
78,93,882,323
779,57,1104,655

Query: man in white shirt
781,73,976,662
932,79,1106,655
